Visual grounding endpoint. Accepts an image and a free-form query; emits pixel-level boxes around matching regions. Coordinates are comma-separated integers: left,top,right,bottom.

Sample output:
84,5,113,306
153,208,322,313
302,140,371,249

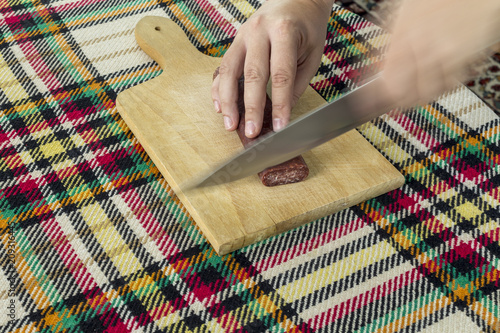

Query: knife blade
185,74,395,190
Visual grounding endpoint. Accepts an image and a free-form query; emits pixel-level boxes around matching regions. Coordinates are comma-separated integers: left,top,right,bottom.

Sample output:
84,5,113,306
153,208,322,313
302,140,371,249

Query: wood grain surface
116,16,405,255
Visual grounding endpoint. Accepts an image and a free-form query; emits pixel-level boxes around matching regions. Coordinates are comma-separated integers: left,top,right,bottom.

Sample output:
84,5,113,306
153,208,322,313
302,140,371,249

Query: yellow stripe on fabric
483,122,500,142
81,203,143,276
256,293,297,331
471,297,500,332
455,202,482,220
330,16,369,56
11,323,38,333
60,0,158,30
40,141,66,158
482,192,500,219
15,150,34,168
299,261,416,323
358,119,411,165
277,241,397,302
0,54,30,102
392,230,416,250
375,295,452,333
168,3,212,47
7,239,52,310
155,311,183,330
367,32,390,49
478,220,500,237
128,274,159,296
205,318,238,333
230,0,255,17
425,104,468,137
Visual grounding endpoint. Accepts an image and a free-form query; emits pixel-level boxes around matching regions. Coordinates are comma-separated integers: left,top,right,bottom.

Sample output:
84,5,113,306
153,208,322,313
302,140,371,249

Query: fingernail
214,100,221,113
224,116,233,129
245,121,256,137
273,118,284,131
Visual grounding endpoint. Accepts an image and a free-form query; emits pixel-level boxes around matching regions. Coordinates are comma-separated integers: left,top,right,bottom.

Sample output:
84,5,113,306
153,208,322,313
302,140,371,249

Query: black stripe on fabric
216,0,249,23
102,64,162,93
362,111,438,169
462,304,498,333
54,207,127,284
242,208,360,262
19,225,87,299
168,0,239,47
0,43,47,100
105,204,160,269
0,16,12,50
390,303,457,333
157,0,234,55
266,231,384,289
290,252,407,314
432,102,476,136
320,272,440,333
56,0,160,31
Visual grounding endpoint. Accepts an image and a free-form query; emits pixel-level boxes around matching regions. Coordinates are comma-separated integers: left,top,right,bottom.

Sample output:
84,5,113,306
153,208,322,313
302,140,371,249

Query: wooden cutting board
116,16,405,255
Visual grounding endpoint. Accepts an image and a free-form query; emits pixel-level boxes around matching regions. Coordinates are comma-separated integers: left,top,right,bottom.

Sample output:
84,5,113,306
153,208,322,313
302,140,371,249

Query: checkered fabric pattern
1,0,499,332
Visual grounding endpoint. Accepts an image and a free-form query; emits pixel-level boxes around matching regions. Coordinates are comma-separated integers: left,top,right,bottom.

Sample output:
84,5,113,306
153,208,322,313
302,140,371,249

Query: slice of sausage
214,68,309,186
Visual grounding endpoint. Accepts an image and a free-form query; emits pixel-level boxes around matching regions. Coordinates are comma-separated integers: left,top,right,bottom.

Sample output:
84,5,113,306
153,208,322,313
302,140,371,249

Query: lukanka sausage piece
213,68,309,186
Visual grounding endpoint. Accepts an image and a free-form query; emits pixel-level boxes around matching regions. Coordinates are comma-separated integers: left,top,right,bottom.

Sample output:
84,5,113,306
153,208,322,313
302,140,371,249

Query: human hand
380,0,500,108
211,0,334,138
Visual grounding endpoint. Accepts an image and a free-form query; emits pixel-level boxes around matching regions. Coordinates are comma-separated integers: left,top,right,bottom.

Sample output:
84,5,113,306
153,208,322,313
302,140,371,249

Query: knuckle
274,19,295,36
271,69,293,88
243,105,260,116
244,67,265,83
247,15,263,29
271,103,288,112
218,63,231,76
220,100,236,113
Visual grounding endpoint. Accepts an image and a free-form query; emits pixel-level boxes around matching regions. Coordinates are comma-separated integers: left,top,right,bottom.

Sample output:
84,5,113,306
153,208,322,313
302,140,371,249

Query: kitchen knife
185,74,395,190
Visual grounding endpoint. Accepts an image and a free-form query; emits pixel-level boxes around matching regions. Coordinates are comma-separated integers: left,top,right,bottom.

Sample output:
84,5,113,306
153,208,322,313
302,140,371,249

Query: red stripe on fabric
312,72,350,90
40,216,99,292
344,68,362,81
478,227,500,246
386,192,419,214
451,160,487,183
3,174,44,204
352,20,375,32
51,0,109,13
254,217,369,273
100,319,130,333
119,187,181,257
196,0,237,37
97,301,130,332
6,21,64,91
394,113,441,149
309,267,423,330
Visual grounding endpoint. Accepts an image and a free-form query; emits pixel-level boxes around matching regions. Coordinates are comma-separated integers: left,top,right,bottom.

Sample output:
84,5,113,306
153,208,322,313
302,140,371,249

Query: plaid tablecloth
1,0,499,332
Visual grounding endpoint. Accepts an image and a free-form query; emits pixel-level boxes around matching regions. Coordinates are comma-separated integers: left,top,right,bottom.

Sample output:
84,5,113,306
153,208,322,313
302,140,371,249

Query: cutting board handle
135,16,210,70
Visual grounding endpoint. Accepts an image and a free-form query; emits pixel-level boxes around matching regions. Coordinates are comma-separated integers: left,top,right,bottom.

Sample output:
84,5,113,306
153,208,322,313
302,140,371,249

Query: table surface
1,0,499,332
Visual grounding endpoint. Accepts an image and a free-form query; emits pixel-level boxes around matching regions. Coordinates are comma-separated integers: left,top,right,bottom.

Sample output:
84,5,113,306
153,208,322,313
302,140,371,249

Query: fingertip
223,116,232,130
270,102,291,132
245,120,258,138
214,100,221,113
222,105,239,131
272,118,285,131
211,75,222,112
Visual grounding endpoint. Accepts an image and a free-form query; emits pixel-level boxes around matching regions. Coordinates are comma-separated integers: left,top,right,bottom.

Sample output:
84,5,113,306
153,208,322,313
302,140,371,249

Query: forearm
379,0,500,108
